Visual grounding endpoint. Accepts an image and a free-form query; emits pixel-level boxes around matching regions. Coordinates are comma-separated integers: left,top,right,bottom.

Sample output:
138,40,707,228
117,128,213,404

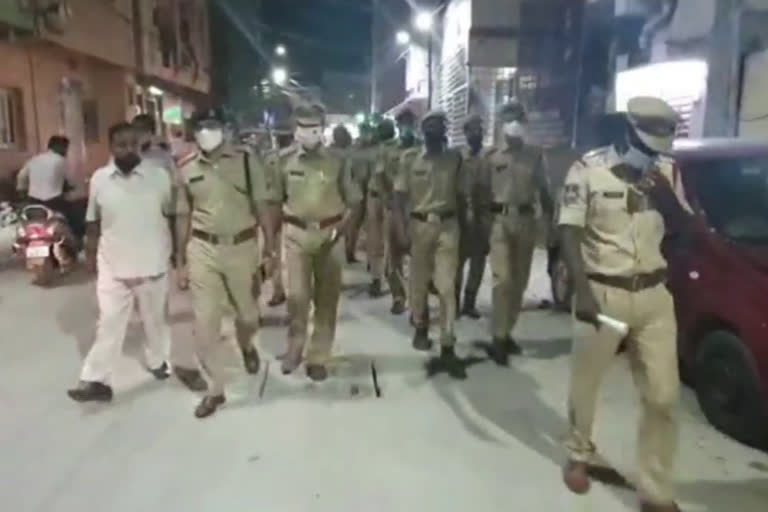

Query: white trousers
80,263,171,383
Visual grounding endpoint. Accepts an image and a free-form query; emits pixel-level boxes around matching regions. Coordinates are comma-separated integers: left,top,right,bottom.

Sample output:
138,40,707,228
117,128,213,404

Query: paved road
0,250,766,512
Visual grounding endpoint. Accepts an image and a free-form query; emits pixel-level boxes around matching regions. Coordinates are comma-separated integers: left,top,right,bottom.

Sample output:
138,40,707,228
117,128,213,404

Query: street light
414,11,433,32
396,30,411,45
275,44,286,57
272,67,288,86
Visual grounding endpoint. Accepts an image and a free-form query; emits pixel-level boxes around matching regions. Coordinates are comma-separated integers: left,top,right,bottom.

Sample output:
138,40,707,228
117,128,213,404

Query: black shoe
240,345,261,375
428,281,438,295
174,366,208,392
194,394,226,419
461,304,481,319
67,381,113,402
440,346,467,380
268,292,286,307
368,279,383,298
390,299,406,315
306,364,328,382
506,337,523,355
148,361,171,380
346,254,358,264
486,338,510,367
412,327,432,351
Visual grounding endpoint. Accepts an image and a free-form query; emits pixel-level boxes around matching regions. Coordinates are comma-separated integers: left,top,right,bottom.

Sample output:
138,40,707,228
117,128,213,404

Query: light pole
414,11,434,109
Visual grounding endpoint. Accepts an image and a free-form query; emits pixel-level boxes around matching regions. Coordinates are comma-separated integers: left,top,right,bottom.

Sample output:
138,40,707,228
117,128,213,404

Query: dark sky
260,0,372,82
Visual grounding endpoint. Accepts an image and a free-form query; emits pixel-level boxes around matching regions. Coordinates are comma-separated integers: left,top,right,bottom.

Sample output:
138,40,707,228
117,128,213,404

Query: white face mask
503,121,526,139
195,128,224,152
295,126,323,150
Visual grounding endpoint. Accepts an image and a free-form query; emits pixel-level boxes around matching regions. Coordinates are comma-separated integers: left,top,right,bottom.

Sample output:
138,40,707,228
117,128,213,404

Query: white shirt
86,161,172,279
17,150,70,201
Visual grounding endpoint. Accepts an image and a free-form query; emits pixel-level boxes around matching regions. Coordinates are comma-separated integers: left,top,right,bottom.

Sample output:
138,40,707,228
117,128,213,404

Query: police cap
421,109,447,128
463,114,483,130
626,96,678,153
395,108,416,125
295,103,326,127
190,106,227,129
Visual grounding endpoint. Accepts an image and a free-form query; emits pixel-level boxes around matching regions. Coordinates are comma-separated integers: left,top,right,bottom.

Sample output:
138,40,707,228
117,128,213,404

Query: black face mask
114,153,141,174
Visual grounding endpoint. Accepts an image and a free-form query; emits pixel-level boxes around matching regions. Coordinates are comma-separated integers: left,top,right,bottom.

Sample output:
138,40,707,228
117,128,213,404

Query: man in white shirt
68,122,174,402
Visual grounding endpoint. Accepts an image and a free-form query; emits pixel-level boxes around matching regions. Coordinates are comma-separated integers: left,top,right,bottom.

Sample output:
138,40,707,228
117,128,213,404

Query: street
0,246,766,512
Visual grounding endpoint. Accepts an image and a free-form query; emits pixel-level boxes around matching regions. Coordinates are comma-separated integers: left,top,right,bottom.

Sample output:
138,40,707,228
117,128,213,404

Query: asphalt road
0,247,766,512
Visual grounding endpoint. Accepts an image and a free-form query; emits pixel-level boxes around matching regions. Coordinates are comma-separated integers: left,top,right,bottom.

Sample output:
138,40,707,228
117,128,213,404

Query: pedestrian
272,103,363,380
484,100,553,365
67,122,173,403
370,118,407,311
346,122,375,265
174,107,276,418
132,114,207,391
455,114,493,319
559,97,692,512
392,110,467,379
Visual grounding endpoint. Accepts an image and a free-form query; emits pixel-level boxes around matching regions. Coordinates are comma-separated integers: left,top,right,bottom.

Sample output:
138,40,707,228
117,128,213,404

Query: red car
550,138,768,448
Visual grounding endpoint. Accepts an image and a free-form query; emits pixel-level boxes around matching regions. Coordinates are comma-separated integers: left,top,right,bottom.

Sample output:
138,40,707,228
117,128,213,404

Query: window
0,88,22,149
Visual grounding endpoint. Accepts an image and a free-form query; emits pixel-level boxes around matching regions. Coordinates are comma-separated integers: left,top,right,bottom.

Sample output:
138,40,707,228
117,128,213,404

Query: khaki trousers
284,223,344,365
384,207,406,303
267,228,285,295
409,217,459,344
366,194,385,280
456,211,491,305
566,281,679,504
188,238,260,396
489,214,536,339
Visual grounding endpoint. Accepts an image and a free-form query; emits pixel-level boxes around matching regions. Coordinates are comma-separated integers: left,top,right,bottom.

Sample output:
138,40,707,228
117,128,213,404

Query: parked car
549,138,768,448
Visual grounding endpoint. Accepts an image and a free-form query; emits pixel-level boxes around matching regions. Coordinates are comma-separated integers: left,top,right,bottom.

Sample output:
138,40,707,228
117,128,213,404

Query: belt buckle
426,212,440,223
308,221,321,230
630,274,642,292
221,234,235,245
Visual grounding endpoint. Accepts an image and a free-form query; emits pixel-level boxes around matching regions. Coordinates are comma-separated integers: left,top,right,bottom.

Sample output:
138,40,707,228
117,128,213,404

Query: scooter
13,204,78,286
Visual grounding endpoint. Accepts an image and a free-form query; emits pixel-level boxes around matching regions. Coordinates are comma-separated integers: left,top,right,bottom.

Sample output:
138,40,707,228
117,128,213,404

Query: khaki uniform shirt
487,144,544,208
273,145,362,220
558,145,692,277
394,147,466,214
176,148,270,236
460,145,494,211
370,138,400,197
350,144,376,191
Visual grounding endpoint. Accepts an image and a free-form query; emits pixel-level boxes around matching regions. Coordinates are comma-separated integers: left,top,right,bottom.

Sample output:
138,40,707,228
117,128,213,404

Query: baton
597,314,629,337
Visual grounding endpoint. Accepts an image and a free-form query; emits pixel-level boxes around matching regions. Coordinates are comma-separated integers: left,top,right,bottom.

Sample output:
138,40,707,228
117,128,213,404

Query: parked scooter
13,204,79,286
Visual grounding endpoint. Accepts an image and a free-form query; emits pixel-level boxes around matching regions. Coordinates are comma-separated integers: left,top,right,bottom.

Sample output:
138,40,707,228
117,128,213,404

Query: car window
685,156,768,244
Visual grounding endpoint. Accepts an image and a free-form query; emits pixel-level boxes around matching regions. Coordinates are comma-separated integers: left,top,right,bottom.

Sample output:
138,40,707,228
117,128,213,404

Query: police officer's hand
574,283,601,329
176,265,190,290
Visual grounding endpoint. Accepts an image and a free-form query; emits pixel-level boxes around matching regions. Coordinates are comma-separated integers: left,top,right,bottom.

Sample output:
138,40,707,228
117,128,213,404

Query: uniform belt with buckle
284,213,343,230
490,202,535,215
588,269,667,292
410,211,456,223
192,226,257,245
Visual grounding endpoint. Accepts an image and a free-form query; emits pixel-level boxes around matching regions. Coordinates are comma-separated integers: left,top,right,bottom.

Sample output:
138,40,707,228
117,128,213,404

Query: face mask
503,121,526,139
295,126,323,150
622,143,654,172
195,128,224,152
114,153,141,174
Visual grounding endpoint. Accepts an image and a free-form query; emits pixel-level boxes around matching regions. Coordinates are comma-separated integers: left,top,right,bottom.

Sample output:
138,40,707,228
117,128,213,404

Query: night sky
260,0,372,82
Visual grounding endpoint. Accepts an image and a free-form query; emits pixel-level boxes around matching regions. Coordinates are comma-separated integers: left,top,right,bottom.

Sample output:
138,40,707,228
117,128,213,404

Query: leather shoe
390,299,405,315
194,394,225,419
486,338,510,367
640,501,681,512
268,291,286,307
148,361,170,380
174,367,208,392
461,304,481,319
506,337,523,355
440,346,467,380
240,345,261,375
368,279,383,298
562,460,591,495
67,381,113,402
412,327,432,351
306,364,328,382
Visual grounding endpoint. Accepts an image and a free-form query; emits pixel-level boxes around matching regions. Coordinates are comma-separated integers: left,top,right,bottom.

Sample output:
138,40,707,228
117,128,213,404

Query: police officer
393,110,467,379
175,107,275,418
346,121,375,265
455,114,493,319
484,100,553,365
559,97,691,512
369,118,407,311
272,104,363,380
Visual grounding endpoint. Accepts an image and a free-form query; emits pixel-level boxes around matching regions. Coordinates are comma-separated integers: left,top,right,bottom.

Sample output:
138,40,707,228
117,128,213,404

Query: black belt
490,202,535,215
192,226,256,245
410,211,456,223
284,213,343,230
588,269,666,292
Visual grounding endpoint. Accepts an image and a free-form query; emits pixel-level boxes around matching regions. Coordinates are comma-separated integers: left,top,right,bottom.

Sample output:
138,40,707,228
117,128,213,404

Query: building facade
0,0,211,190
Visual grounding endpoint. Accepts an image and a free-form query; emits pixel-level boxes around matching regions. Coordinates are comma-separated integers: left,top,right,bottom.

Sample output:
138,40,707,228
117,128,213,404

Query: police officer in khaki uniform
560,97,692,512
366,118,396,299
175,107,275,418
455,114,493,319
346,122,375,265
272,104,363,381
485,100,553,365
393,110,467,379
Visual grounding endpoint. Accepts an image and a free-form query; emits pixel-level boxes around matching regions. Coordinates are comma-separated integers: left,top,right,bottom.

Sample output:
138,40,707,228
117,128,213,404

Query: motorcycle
13,204,78,286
